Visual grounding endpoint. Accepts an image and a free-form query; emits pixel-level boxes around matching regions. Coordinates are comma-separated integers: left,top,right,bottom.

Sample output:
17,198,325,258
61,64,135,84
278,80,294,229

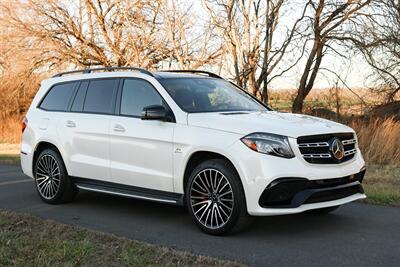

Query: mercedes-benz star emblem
330,138,344,160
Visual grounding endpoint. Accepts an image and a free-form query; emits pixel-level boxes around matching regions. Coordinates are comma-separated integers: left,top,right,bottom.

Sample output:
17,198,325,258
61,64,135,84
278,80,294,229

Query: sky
270,50,373,90
192,0,374,90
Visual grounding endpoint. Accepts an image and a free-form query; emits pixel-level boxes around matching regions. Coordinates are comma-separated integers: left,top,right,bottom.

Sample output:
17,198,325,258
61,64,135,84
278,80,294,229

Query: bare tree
0,1,36,74
0,0,216,72
204,0,308,103
162,0,221,70
292,0,372,113
2,0,158,68
0,1,41,116
338,0,400,102
0,0,223,116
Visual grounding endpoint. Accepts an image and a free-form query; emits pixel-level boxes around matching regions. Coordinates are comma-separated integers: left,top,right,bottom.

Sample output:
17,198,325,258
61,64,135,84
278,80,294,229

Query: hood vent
220,111,250,115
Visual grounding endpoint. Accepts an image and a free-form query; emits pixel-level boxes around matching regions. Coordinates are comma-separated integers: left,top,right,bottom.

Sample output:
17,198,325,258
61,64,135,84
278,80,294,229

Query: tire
33,148,77,204
306,205,340,214
186,158,251,235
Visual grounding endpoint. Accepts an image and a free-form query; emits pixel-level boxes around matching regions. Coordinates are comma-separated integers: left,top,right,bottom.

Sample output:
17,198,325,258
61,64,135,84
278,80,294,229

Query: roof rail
160,70,223,79
52,67,154,78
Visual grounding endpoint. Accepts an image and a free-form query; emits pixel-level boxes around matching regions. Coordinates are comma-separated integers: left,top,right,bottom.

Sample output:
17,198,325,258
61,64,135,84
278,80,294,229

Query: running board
73,177,184,205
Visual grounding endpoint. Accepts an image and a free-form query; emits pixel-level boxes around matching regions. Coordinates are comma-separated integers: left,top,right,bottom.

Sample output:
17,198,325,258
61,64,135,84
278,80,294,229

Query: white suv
21,67,366,235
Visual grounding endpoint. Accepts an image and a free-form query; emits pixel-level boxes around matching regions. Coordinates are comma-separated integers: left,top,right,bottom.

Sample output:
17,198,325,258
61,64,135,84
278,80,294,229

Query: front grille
297,133,357,164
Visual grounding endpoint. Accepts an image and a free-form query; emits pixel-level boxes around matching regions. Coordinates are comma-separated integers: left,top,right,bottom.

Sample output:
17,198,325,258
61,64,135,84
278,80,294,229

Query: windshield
159,78,268,113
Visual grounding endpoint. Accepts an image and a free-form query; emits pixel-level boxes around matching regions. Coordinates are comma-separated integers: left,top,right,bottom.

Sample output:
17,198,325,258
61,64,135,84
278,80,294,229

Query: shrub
351,118,400,165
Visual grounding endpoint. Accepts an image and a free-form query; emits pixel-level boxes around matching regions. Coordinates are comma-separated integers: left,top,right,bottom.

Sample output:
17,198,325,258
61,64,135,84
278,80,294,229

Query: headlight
241,133,295,158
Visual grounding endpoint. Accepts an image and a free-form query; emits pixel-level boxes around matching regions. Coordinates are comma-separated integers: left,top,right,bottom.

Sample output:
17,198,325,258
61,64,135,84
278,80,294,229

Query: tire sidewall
185,159,247,235
34,148,71,204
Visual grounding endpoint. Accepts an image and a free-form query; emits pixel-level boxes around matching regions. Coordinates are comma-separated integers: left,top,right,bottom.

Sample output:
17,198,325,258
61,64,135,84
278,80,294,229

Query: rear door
109,78,175,191
58,78,119,181
37,81,77,132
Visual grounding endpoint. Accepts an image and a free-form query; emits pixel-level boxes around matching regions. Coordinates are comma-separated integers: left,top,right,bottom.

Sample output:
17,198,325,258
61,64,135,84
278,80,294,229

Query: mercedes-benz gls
20,67,366,235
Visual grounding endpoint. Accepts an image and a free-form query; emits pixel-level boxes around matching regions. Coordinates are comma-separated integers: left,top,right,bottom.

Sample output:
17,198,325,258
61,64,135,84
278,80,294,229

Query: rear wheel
186,159,250,235
34,148,77,204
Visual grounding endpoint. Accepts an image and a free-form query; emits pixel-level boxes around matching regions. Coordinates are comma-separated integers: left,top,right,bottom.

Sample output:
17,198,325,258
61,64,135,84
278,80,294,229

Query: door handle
113,124,125,132
66,120,76,128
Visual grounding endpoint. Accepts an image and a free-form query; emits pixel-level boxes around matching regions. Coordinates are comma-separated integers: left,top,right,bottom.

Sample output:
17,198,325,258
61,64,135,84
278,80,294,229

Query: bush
0,115,22,144
351,118,400,165
0,72,40,118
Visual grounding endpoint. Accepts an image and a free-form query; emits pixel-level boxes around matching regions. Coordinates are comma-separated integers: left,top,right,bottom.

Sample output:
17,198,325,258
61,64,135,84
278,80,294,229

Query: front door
109,78,175,192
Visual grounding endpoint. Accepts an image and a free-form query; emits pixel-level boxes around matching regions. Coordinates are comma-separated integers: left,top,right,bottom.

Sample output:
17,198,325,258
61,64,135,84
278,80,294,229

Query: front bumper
259,169,365,208
227,138,366,216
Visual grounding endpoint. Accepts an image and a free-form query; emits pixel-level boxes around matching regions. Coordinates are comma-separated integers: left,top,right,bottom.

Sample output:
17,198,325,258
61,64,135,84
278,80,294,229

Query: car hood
187,111,354,138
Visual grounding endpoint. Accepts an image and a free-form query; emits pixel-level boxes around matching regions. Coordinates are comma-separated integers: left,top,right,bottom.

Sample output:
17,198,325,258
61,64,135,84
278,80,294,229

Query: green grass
363,165,400,206
0,154,20,165
0,210,242,267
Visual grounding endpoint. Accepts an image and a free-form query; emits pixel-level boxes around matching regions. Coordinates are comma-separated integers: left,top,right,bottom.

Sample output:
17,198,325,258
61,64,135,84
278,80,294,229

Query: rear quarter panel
20,80,70,178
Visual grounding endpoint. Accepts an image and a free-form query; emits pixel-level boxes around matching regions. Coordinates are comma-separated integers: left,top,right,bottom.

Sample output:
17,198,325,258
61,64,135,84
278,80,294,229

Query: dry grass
0,143,19,154
0,143,20,165
0,116,22,144
268,88,389,115
351,118,400,165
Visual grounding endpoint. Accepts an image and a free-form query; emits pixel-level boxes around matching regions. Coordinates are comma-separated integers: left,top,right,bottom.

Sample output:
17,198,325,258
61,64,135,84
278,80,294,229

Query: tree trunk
292,40,323,113
262,81,269,104
248,74,257,96
292,92,305,113
335,86,341,120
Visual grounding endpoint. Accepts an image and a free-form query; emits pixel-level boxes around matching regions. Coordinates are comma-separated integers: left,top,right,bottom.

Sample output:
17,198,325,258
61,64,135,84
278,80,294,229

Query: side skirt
73,177,184,206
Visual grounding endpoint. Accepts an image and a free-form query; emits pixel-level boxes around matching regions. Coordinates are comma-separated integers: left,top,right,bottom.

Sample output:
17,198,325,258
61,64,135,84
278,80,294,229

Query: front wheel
186,159,250,235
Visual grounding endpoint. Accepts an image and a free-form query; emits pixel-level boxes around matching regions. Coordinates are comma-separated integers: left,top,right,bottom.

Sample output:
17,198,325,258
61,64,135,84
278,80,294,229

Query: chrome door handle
66,120,76,128
113,124,125,132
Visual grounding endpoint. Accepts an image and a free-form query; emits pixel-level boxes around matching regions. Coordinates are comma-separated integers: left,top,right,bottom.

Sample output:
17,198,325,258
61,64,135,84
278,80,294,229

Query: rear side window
120,79,164,117
83,79,118,114
39,82,76,111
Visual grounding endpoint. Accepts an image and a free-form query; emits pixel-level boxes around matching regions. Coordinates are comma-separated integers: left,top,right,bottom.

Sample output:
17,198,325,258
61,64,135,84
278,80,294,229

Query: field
268,88,383,115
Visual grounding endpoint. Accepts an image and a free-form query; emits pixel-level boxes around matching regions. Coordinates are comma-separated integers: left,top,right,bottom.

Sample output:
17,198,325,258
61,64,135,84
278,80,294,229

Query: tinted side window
71,81,88,112
120,79,163,117
83,79,118,114
40,82,76,111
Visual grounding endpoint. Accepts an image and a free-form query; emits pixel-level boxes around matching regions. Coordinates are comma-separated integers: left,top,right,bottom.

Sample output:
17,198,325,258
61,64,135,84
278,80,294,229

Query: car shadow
73,190,357,239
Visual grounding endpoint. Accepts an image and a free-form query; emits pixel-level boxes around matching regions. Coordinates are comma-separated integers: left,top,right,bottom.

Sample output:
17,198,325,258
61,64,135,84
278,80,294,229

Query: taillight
22,117,28,133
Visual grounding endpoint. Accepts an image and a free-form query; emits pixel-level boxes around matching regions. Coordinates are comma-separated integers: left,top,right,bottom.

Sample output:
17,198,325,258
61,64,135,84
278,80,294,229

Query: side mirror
141,105,168,121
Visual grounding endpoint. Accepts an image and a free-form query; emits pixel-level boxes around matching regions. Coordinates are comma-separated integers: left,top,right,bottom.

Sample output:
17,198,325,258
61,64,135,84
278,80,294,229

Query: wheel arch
182,150,244,195
32,141,69,175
